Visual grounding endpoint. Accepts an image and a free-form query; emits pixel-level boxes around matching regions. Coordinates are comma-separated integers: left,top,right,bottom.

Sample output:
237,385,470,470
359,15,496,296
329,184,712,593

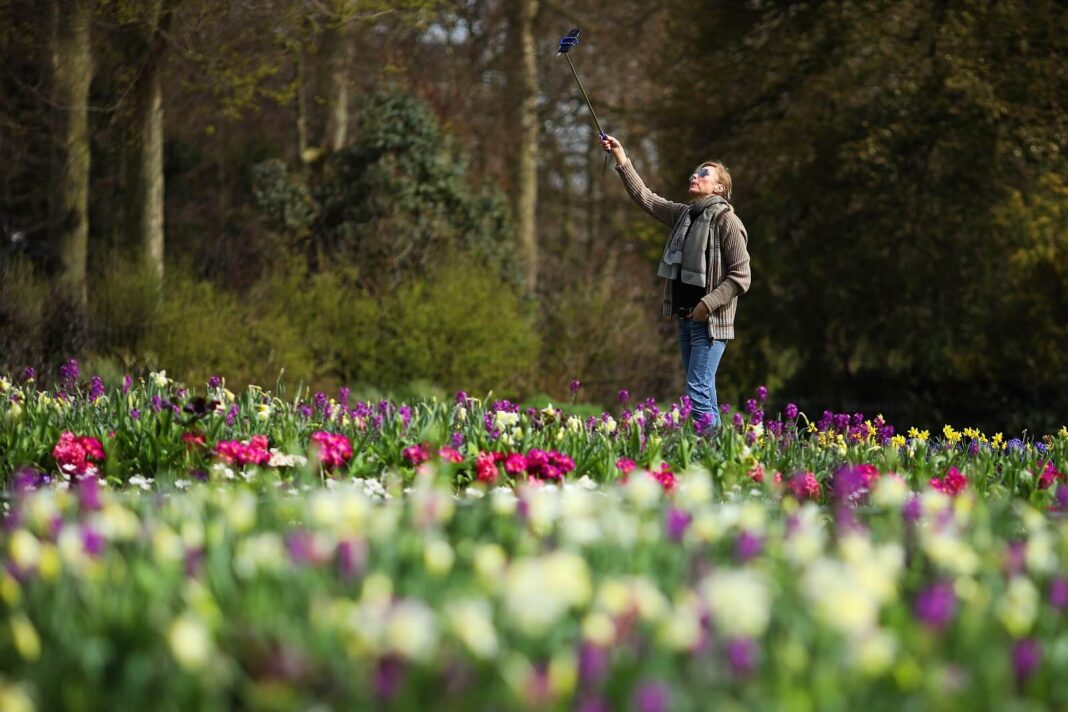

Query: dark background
1,0,1065,433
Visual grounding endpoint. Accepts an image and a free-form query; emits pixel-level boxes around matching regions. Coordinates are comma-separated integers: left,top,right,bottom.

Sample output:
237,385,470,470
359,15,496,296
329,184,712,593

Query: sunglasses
689,167,715,181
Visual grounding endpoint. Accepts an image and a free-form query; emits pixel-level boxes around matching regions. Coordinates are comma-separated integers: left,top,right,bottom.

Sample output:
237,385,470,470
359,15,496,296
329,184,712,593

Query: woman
601,135,751,430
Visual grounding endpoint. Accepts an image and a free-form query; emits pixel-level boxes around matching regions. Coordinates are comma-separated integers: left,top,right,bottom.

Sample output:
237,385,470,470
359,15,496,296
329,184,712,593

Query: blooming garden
1,362,1067,710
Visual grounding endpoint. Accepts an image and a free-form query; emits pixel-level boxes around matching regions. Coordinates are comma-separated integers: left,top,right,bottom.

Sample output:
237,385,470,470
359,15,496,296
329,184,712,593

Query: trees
48,0,93,310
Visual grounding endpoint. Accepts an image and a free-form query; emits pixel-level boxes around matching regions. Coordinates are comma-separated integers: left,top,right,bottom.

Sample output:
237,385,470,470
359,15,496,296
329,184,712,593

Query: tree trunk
49,0,93,309
324,19,355,152
511,0,540,294
127,0,167,284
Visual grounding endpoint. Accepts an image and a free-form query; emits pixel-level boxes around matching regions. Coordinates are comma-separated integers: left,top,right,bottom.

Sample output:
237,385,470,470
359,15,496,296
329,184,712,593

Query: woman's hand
599,134,627,166
691,301,710,322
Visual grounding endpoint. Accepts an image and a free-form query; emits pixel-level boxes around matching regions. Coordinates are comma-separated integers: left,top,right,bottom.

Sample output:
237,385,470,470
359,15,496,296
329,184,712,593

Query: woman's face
688,165,724,198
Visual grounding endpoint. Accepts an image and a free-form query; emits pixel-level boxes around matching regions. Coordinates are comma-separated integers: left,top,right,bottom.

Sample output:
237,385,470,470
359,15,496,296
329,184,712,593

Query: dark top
672,278,706,313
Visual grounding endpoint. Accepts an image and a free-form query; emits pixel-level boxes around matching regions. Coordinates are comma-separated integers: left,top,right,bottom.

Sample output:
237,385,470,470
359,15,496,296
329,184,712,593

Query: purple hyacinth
665,508,692,543
398,405,412,428
578,643,608,686
735,530,763,563
298,404,313,419
914,582,957,630
450,431,464,448
313,391,328,412
902,495,922,525
455,390,468,405
618,389,630,404
755,385,768,402
129,409,141,420
726,637,757,677
59,358,79,387
1049,577,1068,611
81,527,105,557
150,395,163,413
633,681,671,712
122,374,132,395
338,387,350,407
226,403,238,426
375,657,404,699
1012,638,1042,682
20,367,36,382
570,379,581,395
78,477,102,511
208,375,222,388
785,402,799,420
88,375,105,402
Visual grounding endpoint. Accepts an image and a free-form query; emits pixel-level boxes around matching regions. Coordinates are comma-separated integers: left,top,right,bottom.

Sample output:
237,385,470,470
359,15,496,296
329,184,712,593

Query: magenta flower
617,389,630,404
214,435,271,467
402,443,429,466
1049,577,1068,611
633,681,670,712
914,582,956,630
726,637,757,677
569,379,581,395
665,507,692,542
929,466,967,496
1012,638,1041,682
785,402,799,419
311,431,353,470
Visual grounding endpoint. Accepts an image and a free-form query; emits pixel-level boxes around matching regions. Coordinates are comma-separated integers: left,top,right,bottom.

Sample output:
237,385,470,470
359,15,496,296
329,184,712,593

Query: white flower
256,403,272,421
872,475,909,507
445,598,498,659
168,614,212,670
386,600,438,662
174,479,190,490
494,410,519,430
151,370,169,388
128,474,154,491
701,569,771,638
598,417,617,434
998,576,1039,637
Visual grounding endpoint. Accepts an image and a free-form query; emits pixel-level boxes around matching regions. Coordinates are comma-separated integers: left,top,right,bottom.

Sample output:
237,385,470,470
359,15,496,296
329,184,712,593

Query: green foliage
141,266,317,388
88,250,160,353
251,159,318,236
252,90,518,288
0,258,47,370
255,256,539,397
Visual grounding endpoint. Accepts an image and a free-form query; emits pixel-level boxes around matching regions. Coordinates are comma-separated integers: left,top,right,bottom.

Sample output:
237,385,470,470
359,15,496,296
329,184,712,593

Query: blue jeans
677,318,727,427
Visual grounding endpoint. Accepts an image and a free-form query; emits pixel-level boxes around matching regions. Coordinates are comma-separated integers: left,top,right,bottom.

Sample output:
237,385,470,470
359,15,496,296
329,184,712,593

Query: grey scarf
657,195,729,286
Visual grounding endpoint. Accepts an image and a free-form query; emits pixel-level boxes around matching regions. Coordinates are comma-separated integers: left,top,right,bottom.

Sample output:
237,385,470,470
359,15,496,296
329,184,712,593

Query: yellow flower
0,376,8,392
943,425,961,444
890,434,906,449
9,530,40,570
992,433,1005,449
445,598,498,659
11,613,41,661
1058,426,1067,439
168,614,212,670
0,681,35,712
963,427,980,440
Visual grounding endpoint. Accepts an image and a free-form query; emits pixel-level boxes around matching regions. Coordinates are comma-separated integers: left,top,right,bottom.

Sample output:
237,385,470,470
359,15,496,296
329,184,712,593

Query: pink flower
615,458,637,475
52,432,106,476
504,453,528,474
787,471,821,501
475,452,499,484
437,445,465,464
929,466,967,496
402,443,430,466
214,436,271,466
748,464,764,484
1037,461,1064,490
651,463,676,493
311,431,353,470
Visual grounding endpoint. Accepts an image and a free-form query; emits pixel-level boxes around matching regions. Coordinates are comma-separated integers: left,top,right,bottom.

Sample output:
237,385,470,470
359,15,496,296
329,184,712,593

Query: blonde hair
697,161,732,201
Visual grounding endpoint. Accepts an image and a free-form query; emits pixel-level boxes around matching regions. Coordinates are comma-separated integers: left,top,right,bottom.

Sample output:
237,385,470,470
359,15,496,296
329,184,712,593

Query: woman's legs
678,319,726,427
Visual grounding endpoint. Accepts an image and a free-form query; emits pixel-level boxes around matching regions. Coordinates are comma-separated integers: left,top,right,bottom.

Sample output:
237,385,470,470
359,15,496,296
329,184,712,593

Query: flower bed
0,365,1066,708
